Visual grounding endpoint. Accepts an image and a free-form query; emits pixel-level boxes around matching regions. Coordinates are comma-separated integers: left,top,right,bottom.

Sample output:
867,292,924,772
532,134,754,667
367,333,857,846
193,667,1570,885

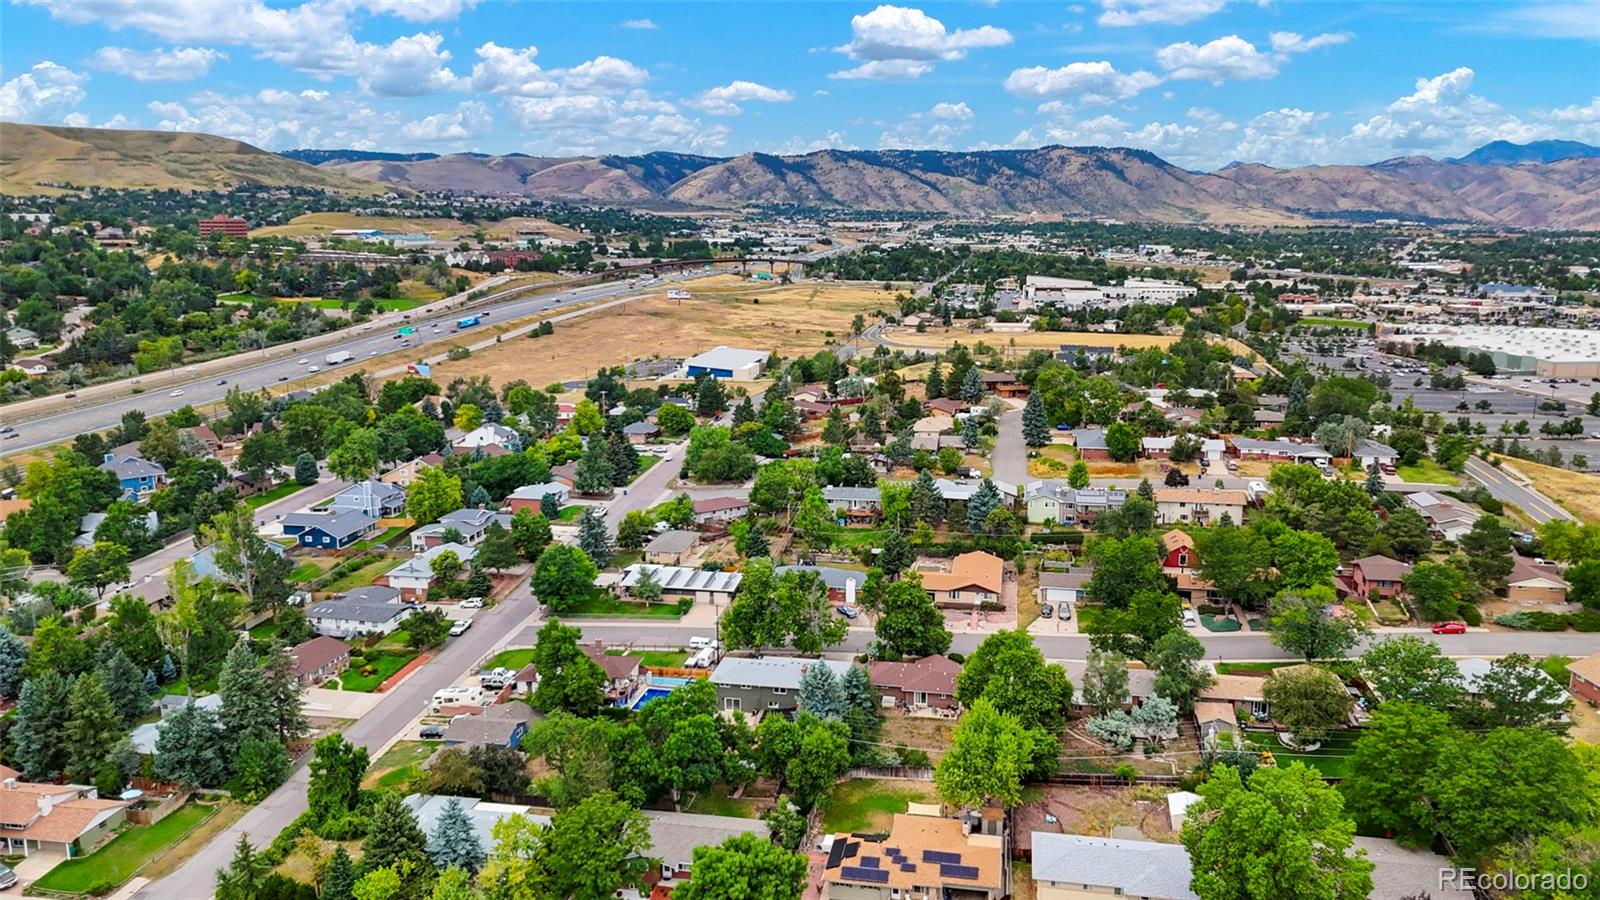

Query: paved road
990,407,1026,485
137,579,541,900
1463,456,1575,523
2,273,707,455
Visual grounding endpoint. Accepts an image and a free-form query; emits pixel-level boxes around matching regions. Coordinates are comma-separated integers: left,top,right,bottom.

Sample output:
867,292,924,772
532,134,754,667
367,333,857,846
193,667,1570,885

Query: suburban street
1463,456,1575,523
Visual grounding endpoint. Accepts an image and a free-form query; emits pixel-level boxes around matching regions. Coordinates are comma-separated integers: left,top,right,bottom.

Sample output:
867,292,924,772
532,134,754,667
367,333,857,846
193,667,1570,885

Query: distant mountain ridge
281,149,442,165
1451,140,1600,166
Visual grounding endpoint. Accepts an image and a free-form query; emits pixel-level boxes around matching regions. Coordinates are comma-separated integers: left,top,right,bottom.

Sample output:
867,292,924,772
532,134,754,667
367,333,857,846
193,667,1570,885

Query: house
386,542,478,600
1405,491,1479,541
100,452,166,499
442,700,535,749
619,564,741,605
381,454,445,487
411,508,510,550
643,811,771,893
1153,488,1249,526
1228,437,1332,464
1161,529,1197,571
1506,555,1569,604
4,327,39,349
581,641,643,704
1037,568,1092,610
979,371,1028,398
1253,409,1287,427
306,588,412,638
1566,652,1600,706
1456,657,1563,703
623,421,660,443
822,485,882,524
934,478,1020,505
912,414,954,436
922,397,967,416
709,656,852,713
692,496,749,526
281,509,376,549
1062,660,1157,709
644,530,699,566
0,772,128,858
777,565,866,605
920,551,1005,608
1059,487,1127,525
454,423,521,453
868,655,961,711
1030,833,1197,900
330,479,407,519
823,810,1007,900
1353,440,1399,470
1141,436,1226,464
1198,673,1270,720
1073,428,1110,461
78,509,158,548
404,794,549,852
1345,555,1411,599
684,346,769,380
290,635,351,685
506,482,569,513
10,358,53,378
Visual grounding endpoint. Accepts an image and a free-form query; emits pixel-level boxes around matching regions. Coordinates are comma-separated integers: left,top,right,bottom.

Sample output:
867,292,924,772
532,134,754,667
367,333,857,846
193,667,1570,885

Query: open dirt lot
1497,456,1600,524
252,212,471,239
880,327,1260,362
421,276,897,391
1015,784,1180,853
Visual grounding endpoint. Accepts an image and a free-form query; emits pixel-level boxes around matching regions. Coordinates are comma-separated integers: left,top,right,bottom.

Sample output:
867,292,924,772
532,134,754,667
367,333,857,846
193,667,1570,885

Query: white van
688,636,718,650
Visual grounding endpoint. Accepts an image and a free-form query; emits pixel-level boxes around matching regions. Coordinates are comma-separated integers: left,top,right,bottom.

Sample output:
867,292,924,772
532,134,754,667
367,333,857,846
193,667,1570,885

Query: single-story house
5,327,38,349
0,771,128,859
1073,428,1109,461
645,530,699,566
412,508,511,550
933,478,1020,505
581,641,643,704
823,811,1006,900
1456,657,1563,703
1353,440,1399,470
442,700,535,749
920,551,1004,608
330,479,407,519
281,509,377,549
306,587,412,638
619,564,741,605
1153,488,1249,527
1228,437,1331,463
100,452,166,500
623,421,660,443
923,397,967,416
710,656,853,714
290,635,352,685
822,485,882,524
1062,660,1157,709
1142,436,1226,464
692,496,749,526
1506,555,1569,604
684,346,769,380
455,423,522,453
1566,652,1600,706
1030,833,1198,900
868,655,961,711
1037,568,1092,610
404,794,549,852
776,565,865,605
506,482,569,513
387,542,478,600
643,811,771,891
1253,409,1287,427
1405,492,1479,541
1198,674,1269,720
979,371,1028,398
1343,555,1411,600
190,539,283,579
78,509,158,548
913,415,954,435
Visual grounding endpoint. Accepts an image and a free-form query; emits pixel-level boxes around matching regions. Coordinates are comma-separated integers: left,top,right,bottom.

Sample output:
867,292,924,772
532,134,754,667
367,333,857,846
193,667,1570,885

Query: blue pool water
650,676,691,687
630,687,673,709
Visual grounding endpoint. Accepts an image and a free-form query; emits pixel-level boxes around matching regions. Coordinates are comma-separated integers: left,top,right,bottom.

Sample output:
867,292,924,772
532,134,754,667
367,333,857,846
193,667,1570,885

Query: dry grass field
881,326,1260,363
419,276,896,391
1496,456,1600,524
251,212,470,239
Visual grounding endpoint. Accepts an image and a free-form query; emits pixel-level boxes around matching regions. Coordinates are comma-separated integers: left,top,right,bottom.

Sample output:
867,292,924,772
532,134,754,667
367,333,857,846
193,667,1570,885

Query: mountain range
4,121,1598,229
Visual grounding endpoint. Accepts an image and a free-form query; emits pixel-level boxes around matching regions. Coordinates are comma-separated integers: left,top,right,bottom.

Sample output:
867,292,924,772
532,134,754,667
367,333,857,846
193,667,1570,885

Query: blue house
281,509,376,549
100,453,167,500
442,700,534,749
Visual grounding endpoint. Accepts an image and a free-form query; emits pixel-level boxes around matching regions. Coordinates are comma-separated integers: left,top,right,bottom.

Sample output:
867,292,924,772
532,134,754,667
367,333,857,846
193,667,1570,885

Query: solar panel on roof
900,863,917,873
841,866,889,884
825,842,846,868
940,863,980,880
922,849,962,864
859,857,879,868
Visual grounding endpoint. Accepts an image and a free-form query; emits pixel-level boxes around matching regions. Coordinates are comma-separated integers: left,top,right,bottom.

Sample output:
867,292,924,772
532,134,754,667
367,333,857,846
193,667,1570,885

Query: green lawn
307,297,424,312
290,560,329,583
1396,459,1458,484
558,592,684,619
488,648,536,670
337,650,419,692
831,530,884,549
1215,662,1296,675
244,481,310,510
1243,729,1361,778
686,785,758,818
356,525,413,550
363,740,440,790
631,455,660,481
822,779,939,834
34,803,214,893
556,505,584,522
248,620,280,642
323,557,403,593
609,649,689,667
1200,614,1242,633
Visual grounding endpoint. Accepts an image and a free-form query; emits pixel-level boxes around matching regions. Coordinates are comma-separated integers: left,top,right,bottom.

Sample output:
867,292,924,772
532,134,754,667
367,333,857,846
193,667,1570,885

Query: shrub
1458,603,1483,626
315,813,369,841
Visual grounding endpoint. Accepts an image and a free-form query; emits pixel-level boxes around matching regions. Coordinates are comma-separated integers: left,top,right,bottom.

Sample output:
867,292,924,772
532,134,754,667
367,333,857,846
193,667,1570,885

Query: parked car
0,862,16,888
478,667,515,688
1182,609,1199,627
449,619,471,637
419,725,446,740
460,596,485,609
835,604,859,619
1039,603,1053,619
1058,601,1072,619
1431,621,1467,635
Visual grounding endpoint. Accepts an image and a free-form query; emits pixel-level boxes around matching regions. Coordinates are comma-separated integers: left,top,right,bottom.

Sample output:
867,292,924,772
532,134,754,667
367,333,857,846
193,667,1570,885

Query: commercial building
684,346,770,380
1386,325,1600,379
197,215,249,237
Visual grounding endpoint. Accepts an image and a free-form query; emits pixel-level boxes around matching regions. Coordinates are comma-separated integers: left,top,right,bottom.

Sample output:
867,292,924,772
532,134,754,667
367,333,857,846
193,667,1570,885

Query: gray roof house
1029,833,1198,899
442,700,535,749
330,479,407,518
644,811,770,883
411,508,512,550
644,529,700,565
709,656,854,714
306,589,413,638
619,564,741,602
404,795,549,849
821,485,882,509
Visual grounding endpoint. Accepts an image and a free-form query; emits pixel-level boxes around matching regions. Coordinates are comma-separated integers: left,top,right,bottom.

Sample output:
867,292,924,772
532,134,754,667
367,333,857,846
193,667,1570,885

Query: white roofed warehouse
684,346,770,380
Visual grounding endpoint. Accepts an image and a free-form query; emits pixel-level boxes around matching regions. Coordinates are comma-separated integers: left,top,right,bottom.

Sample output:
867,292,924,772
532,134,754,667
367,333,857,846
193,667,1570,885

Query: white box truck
325,350,353,365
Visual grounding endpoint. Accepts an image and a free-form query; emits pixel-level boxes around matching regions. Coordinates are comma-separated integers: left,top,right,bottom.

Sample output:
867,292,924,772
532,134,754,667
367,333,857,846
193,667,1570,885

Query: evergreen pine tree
12,671,71,780
65,672,121,785
262,641,309,746
840,665,877,719
161,654,177,683
1136,478,1155,502
1022,392,1050,448
294,453,319,486
0,624,27,699
540,492,560,519
966,478,1002,534
696,375,727,415
798,663,845,720
218,635,274,754
215,835,267,900
322,847,357,900
427,796,487,873
361,792,432,874
1365,466,1385,498
962,415,981,450
880,530,914,577
575,437,615,495
98,647,148,723
960,367,983,403
733,396,756,427
469,483,492,509
742,522,770,560
925,362,944,399
154,701,228,788
607,432,640,486
909,470,943,524
143,669,158,698
577,507,613,568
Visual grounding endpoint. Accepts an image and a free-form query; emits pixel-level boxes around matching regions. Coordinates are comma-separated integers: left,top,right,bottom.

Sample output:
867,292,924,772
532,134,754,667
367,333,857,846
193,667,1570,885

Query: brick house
920,551,1004,608
1567,652,1600,707
289,635,351,685
1345,555,1411,600
868,655,962,711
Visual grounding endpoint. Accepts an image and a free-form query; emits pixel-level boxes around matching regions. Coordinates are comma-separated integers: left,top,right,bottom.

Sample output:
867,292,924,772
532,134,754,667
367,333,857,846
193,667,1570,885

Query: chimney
845,578,857,606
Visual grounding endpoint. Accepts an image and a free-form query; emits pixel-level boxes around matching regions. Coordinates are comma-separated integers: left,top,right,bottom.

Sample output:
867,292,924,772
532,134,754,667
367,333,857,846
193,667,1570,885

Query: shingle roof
1038,569,1093,590
710,656,852,690
646,530,699,555
1029,834,1198,899
1352,554,1411,582
822,485,881,503
644,811,770,867
620,564,741,594
307,596,410,624
290,636,350,676
282,509,375,540
443,701,534,746
867,655,961,695
776,565,864,592
1074,428,1107,451
694,496,749,514
100,453,165,480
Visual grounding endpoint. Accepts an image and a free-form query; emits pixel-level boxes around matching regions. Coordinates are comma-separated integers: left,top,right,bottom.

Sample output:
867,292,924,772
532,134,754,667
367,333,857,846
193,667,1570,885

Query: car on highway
460,596,485,609
308,366,321,373
449,619,471,637
1431,621,1467,635
217,379,227,385
297,358,309,365
130,378,141,384
369,350,379,356
277,375,289,382
170,389,184,397
1,433,16,440
0,426,12,434
64,392,76,398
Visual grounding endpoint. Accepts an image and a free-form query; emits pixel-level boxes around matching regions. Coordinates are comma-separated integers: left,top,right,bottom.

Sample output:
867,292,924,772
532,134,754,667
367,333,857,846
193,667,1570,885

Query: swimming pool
629,687,673,709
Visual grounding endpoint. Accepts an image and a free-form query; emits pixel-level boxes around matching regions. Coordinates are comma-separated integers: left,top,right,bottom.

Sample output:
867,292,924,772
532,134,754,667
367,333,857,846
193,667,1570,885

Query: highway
1463,456,1576,524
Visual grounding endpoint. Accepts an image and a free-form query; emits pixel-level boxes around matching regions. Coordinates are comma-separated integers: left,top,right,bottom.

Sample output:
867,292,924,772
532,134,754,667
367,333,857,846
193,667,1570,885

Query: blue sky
2,0,1596,168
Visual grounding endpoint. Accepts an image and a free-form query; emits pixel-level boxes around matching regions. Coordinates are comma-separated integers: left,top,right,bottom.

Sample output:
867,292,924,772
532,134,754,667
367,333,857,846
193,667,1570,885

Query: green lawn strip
356,525,413,550
1242,729,1360,779
830,530,885,549
608,649,688,667
307,297,423,312
1396,460,1458,484
1200,614,1242,633
249,620,280,642
556,592,684,619
488,648,536,670
33,803,214,893
322,557,404,593
363,740,440,790
290,560,329,583
631,455,660,481
1295,317,1369,330
822,779,938,834
1215,662,1295,675
686,786,757,818
244,481,310,510
556,505,585,522
341,649,420,692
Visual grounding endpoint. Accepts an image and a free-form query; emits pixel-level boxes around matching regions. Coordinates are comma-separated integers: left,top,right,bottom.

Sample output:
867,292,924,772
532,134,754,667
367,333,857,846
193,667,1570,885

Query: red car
1431,622,1467,634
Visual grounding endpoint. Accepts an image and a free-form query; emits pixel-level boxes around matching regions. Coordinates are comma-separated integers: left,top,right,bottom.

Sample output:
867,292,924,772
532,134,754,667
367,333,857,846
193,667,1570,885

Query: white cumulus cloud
1004,60,1161,104
400,100,492,143
1157,35,1278,83
688,81,795,116
831,5,1010,79
0,61,89,122
1269,31,1352,55
86,46,225,82
1097,0,1226,27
